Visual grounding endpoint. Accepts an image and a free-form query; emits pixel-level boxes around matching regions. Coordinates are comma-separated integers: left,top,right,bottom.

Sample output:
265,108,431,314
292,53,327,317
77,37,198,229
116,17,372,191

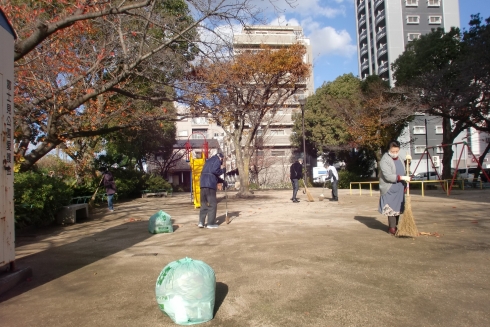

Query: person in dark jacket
290,158,303,203
99,167,117,212
199,153,226,229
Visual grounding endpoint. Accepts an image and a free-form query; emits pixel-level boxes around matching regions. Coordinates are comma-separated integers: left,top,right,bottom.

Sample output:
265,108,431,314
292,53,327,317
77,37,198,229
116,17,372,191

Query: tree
191,44,311,196
392,27,472,179
292,74,359,157
4,0,264,170
295,74,418,170
345,76,419,165
457,15,490,178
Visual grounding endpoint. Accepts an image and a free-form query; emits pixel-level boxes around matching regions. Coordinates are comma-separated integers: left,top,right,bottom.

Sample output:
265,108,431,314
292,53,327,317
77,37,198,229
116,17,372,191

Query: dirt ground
1,187,489,327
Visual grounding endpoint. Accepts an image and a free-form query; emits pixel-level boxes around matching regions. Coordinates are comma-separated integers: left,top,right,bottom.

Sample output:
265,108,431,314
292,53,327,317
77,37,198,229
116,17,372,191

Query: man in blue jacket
199,153,226,229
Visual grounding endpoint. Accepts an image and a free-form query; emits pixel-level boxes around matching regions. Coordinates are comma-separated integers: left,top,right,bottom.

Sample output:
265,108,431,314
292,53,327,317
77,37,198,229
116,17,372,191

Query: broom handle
406,159,410,196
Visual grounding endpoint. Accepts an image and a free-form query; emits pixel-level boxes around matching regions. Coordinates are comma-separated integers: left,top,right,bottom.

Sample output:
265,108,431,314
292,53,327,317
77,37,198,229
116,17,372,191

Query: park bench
141,189,168,198
56,203,89,225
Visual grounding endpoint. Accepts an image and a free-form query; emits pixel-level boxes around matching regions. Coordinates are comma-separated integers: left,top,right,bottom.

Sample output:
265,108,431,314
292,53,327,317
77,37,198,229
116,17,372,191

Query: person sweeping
378,140,410,235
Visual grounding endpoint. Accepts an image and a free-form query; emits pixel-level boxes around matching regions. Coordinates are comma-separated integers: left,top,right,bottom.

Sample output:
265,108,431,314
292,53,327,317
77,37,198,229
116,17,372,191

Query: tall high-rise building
355,0,460,85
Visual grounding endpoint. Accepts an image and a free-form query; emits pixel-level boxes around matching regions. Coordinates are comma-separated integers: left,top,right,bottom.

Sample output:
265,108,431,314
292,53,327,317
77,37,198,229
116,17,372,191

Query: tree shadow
0,221,153,303
214,282,228,316
354,216,387,233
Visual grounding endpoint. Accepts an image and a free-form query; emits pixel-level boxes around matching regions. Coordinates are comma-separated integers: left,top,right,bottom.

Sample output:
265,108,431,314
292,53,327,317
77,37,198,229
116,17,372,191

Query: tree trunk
472,141,490,183
233,135,254,198
441,117,456,180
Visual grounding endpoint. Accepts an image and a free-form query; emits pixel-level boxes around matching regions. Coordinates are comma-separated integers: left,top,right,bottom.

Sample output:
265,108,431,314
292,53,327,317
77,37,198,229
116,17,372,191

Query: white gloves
400,176,411,182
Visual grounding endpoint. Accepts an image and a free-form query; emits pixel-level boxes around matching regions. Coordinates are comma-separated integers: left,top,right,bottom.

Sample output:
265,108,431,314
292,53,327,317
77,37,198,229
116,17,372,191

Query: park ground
0,187,489,327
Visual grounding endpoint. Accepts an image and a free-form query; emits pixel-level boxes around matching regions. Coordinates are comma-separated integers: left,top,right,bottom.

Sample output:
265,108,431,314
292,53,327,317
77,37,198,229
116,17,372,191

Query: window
414,145,426,154
406,0,418,6
256,130,263,136
407,15,420,24
256,150,265,157
436,146,444,154
427,0,440,7
271,150,286,156
435,125,443,134
178,130,188,137
429,16,442,24
269,129,285,136
192,117,208,125
408,33,421,41
191,129,207,139
413,126,426,134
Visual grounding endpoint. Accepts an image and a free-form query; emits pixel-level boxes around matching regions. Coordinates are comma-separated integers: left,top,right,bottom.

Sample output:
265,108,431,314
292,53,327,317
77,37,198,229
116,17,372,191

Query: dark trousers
199,188,217,225
291,179,299,200
331,180,338,200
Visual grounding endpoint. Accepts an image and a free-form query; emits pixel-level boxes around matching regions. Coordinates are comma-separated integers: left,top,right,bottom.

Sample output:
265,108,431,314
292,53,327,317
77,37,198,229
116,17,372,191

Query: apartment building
355,0,460,84
232,25,314,185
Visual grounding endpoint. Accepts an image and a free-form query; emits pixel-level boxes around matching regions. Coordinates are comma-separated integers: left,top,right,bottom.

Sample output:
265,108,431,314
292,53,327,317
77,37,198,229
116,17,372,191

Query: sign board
0,9,16,269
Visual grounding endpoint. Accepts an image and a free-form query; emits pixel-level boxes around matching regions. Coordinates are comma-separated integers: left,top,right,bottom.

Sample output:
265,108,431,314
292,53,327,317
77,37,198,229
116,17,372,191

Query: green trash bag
155,257,216,325
149,210,173,234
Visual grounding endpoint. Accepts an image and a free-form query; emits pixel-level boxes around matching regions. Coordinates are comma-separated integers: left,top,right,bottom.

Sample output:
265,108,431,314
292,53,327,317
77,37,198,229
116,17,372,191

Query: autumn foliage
191,44,311,195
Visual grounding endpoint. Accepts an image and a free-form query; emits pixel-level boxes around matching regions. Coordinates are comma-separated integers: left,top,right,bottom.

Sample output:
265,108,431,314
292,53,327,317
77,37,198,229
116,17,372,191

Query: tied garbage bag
149,210,173,234
155,257,216,325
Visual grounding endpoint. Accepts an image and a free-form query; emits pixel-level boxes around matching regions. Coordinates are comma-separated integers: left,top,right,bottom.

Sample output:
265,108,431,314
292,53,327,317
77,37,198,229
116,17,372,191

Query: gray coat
379,152,400,195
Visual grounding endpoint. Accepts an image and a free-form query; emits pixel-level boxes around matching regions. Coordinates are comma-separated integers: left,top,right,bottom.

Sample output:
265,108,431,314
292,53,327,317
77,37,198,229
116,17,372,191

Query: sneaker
293,199,300,203
109,209,114,212
198,223,204,228
206,224,219,229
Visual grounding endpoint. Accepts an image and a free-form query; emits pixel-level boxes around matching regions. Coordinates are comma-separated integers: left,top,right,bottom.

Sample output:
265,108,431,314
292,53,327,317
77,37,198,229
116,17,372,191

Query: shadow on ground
0,221,152,303
354,216,387,233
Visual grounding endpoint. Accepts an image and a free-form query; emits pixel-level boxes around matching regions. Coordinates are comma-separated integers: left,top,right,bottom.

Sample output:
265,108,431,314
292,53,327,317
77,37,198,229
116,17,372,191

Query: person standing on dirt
325,161,339,201
290,158,303,203
379,140,411,235
99,167,117,212
199,153,226,229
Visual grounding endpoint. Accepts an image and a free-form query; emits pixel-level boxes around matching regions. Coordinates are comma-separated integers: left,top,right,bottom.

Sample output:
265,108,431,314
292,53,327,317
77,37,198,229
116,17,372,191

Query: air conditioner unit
432,156,440,168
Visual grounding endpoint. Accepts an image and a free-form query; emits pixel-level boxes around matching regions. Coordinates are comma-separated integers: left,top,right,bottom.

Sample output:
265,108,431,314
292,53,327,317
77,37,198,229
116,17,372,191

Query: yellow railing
350,179,489,197
350,180,448,197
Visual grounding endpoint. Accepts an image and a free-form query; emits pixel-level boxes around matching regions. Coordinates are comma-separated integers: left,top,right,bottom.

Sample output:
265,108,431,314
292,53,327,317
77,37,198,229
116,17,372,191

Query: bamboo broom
302,179,315,202
396,155,419,237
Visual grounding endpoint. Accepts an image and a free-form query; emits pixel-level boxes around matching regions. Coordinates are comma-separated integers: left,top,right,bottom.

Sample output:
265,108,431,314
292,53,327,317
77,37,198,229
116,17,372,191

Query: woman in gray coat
379,140,411,235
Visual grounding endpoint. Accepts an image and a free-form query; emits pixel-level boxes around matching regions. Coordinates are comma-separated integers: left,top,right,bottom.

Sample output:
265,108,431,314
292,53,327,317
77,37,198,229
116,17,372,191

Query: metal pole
302,103,307,182
425,119,429,180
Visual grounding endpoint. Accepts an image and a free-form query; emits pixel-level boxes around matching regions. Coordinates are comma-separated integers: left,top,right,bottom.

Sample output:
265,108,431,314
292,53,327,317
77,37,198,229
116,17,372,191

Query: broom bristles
396,196,418,237
305,187,315,202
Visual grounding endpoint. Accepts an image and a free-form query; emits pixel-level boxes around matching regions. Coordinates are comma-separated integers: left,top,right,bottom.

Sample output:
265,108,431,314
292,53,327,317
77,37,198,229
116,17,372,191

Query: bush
14,171,73,228
144,174,172,191
338,170,370,189
111,169,146,199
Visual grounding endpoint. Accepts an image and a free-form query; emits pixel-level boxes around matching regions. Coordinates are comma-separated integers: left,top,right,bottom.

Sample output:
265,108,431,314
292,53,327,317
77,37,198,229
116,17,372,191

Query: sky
246,0,490,89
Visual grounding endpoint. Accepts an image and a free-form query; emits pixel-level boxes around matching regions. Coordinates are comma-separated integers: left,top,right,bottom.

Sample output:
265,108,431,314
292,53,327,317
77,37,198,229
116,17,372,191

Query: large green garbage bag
155,257,216,325
148,210,173,234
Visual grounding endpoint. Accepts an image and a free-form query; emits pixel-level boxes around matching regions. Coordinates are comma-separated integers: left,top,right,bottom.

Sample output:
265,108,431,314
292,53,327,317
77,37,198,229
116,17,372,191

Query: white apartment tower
355,0,460,85
232,25,315,185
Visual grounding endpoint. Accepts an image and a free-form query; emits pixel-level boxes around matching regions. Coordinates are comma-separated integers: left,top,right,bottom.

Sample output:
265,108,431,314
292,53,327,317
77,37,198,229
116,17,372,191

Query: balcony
375,10,385,26
377,45,387,59
358,16,366,27
377,61,388,74
359,29,367,41
361,61,369,72
374,0,384,10
360,47,368,57
357,1,365,14
376,27,386,42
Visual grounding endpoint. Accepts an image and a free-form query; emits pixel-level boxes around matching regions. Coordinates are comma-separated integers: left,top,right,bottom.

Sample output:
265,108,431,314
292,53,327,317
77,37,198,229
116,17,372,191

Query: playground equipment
184,133,209,208
410,142,490,196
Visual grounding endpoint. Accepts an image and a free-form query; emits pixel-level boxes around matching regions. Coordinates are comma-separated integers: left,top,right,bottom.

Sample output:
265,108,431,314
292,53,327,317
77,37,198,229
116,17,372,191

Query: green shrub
14,171,73,228
111,169,146,198
144,174,172,191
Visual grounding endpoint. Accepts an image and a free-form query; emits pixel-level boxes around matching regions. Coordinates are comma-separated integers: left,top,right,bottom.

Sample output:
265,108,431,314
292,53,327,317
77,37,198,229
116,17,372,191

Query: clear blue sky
252,0,490,89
